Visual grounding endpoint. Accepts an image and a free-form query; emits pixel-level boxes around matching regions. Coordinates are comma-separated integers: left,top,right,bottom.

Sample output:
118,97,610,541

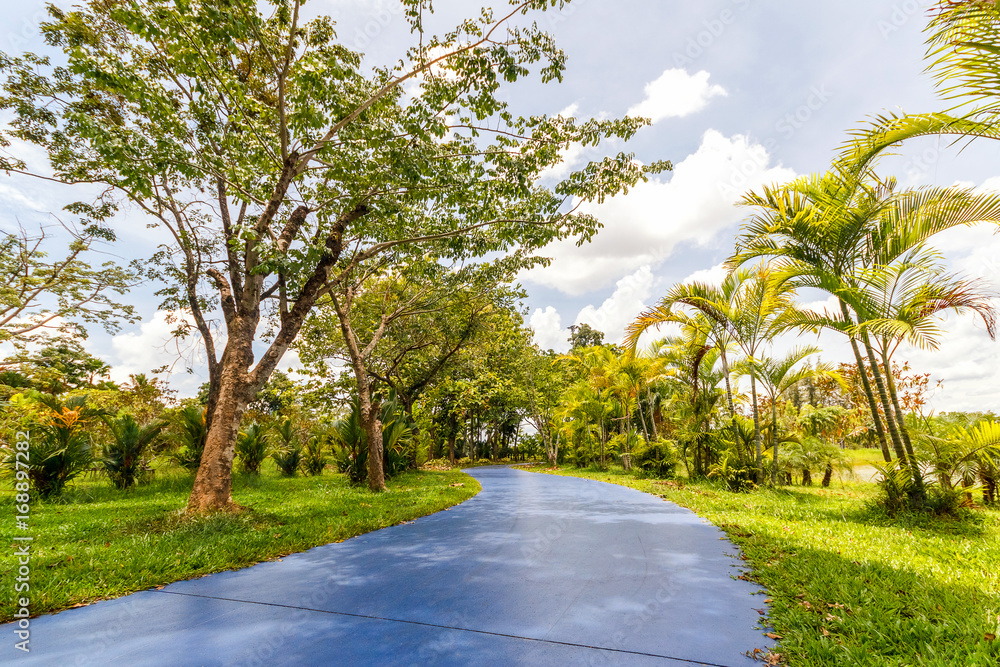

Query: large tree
1,0,666,510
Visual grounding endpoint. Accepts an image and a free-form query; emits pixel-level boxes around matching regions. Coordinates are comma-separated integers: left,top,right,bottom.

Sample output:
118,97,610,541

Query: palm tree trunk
771,397,779,486
839,299,892,462
879,350,925,497
720,346,744,465
861,332,907,463
750,372,763,483
647,388,659,439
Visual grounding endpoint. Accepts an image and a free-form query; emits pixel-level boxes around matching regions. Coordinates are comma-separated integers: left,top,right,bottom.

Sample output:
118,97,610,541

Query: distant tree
569,323,605,350
0,340,112,394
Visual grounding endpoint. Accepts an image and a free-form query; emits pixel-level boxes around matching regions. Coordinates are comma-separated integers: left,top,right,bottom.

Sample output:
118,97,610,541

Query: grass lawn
533,466,1000,667
1,463,478,622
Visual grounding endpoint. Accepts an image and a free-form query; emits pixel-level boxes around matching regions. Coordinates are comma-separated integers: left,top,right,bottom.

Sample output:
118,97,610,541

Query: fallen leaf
821,627,830,637
986,633,996,642
449,483,464,487
765,632,782,640
764,598,773,604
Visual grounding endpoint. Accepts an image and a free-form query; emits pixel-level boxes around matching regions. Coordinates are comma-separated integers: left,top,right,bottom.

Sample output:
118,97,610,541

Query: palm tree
627,278,742,463
736,170,1000,482
854,253,997,468
627,268,795,481
733,346,841,486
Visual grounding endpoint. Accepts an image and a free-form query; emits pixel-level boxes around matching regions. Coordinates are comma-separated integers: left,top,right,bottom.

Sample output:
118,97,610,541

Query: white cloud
575,266,656,345
627,69,727,123
523,130,796,295
109,310,211,397
681,263,728,287
529,306,569,353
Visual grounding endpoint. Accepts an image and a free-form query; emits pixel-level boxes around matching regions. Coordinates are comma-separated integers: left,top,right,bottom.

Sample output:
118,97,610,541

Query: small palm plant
271,418,303,476
100,413,166,489
235,423,269,475
302,432,328,476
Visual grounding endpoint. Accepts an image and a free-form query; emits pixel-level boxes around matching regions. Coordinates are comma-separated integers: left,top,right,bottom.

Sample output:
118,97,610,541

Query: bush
708,452,757,493
235,423,269,475
871,461,970,517
3,428,93,498
302,434,328,476
1,393,100,498
632,438,678,479
335,443,367,483
100,414,165,490
272,445,303,476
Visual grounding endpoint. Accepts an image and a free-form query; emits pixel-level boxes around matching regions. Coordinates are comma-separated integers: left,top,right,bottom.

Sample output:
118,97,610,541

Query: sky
2,0,999,411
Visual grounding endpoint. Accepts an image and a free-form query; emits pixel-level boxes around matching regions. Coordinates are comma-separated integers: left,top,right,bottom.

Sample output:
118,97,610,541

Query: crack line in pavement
154,590,740,666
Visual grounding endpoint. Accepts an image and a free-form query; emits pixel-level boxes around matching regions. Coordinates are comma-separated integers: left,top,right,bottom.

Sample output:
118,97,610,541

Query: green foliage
331,403,367,485
301,434,328,476
2,394,101,498
0,226,138,346
167,405,206,472
235,423,269,476
631,438,677,479
99,413,165,490
271,445,303,477
708,451,757,493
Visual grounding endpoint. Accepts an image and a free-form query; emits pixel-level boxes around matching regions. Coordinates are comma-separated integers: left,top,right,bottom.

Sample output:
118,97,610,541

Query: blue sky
2,0,999,410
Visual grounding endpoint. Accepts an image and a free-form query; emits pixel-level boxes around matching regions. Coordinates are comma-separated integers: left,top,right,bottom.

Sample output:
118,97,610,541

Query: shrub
3,428,93,498
632,438,678,479
1,393,101,498
708,452,757,493
100,414,165,489
235,423,269,475
302,434,328,476
271,445,303,476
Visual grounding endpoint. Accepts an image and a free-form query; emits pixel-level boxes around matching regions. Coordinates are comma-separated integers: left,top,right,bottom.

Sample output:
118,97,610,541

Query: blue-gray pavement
4,466,774,666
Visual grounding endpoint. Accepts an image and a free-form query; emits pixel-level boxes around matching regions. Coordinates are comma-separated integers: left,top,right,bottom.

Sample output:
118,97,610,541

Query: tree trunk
880,351,925,497
822,462,833,488
802,468,812,486
839,299,892,463
720,346,744,466
862,333,907,464
750,373,763,483
187,323,257,513
360,395,386,491
448,433,456,464
770,398,779,487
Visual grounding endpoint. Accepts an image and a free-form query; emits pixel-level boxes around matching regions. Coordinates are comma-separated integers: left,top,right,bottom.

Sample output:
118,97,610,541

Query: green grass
1,463,478,622
534,466,1000,667
844,448,889,464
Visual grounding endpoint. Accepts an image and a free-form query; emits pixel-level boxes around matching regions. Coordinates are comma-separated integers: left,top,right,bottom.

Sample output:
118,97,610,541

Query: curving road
2,467,774,666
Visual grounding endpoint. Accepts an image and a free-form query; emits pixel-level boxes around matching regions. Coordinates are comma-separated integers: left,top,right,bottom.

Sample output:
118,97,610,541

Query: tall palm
733,346,841,486
856,254,997,466
736,170,1000,476
627,278,742,463
627,268,795,480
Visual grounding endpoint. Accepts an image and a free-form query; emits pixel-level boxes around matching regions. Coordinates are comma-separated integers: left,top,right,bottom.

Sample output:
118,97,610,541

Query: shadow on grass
743,532,1000,667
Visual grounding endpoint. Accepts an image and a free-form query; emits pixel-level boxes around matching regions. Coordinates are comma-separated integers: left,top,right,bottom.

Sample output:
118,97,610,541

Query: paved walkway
3,467,773,665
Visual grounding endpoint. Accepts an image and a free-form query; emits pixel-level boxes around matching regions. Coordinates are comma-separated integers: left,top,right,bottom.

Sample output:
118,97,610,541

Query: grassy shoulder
1,465,479,622
531,465,1000,667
